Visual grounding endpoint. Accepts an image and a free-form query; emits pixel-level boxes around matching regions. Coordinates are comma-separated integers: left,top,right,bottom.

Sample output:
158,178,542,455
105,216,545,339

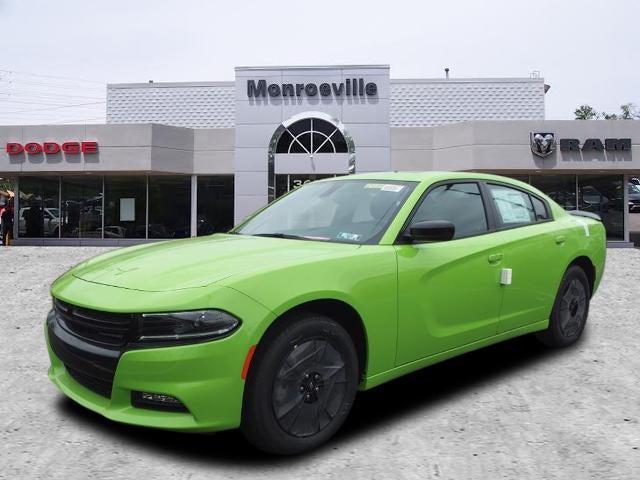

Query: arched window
275,118,348,154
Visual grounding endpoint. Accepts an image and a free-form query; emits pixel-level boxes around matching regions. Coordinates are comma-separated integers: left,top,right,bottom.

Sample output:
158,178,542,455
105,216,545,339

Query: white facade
106,72,545,128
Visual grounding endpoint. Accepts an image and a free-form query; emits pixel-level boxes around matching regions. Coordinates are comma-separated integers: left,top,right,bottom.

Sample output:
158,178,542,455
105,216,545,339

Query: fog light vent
131,391,188,413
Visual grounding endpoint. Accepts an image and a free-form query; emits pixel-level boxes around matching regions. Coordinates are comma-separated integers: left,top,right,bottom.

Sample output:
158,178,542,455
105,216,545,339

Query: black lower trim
66,365,114,398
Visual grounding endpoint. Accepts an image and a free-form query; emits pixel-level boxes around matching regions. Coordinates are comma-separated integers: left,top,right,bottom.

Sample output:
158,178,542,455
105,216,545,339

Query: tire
241,313,359,455
536,265,591,348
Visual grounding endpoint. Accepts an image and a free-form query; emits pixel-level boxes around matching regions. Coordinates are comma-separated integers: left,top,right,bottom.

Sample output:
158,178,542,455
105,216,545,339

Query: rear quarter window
531,195,550,221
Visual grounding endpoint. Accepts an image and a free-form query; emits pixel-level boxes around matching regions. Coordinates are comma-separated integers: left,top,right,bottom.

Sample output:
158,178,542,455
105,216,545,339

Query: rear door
483,183,568,333
395,181,505,365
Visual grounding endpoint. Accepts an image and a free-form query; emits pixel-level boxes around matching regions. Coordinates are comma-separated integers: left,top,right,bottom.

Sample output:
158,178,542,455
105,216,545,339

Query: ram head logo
530,132,556,158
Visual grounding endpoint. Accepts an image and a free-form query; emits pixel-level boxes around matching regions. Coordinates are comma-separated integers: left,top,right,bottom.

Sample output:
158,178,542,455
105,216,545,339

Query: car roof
328,171,530,187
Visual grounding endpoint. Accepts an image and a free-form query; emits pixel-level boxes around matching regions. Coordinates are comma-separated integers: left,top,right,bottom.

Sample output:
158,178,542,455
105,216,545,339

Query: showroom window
61,176,103,238
196,176,234,236
148,176,191,239
530,175,577,210
530,174,625,240
104,177,147,238
578,175,624,241
275,118,348,154
18,177,60,238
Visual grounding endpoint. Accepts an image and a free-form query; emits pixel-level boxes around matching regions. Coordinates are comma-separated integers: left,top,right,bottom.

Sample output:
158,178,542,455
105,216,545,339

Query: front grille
54,299,138,348
48,315,120,399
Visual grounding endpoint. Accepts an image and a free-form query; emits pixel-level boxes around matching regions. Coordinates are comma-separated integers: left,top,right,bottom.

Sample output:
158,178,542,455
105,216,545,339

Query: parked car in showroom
19,206,60,237
45,172,606,454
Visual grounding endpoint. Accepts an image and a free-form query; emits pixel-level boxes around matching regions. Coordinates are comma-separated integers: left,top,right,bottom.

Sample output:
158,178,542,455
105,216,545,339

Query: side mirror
407,220,455,243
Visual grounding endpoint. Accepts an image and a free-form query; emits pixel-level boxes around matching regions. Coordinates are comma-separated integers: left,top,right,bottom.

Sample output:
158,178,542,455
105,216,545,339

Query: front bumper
46,280,275,432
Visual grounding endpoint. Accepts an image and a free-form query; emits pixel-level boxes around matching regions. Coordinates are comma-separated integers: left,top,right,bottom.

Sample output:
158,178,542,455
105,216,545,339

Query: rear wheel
536,265,590,347
241,313,359,455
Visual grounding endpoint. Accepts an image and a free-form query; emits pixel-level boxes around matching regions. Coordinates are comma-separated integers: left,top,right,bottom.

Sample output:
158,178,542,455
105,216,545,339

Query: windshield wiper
252,232,309,240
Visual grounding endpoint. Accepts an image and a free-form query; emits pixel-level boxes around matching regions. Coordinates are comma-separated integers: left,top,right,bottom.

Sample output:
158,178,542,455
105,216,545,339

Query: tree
620,103,639,120
574,104,599,120
575,103,638,120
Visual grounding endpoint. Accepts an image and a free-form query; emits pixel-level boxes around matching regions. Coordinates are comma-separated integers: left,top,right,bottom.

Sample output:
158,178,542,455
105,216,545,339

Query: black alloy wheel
272,338,348,438
241,314,359,455
536,265,591,347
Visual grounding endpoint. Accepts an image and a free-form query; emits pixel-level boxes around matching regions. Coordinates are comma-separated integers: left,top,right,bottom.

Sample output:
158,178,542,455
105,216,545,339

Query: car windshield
629,184,640,194
235,179,417,244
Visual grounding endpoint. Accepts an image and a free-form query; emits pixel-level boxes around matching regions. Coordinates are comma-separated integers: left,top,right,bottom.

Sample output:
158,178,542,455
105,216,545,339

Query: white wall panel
107,83,235,128
390,78,545,127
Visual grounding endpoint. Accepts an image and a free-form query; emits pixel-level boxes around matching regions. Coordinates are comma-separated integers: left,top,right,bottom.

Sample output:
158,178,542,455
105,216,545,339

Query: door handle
488,253,503,265
555,235,566,245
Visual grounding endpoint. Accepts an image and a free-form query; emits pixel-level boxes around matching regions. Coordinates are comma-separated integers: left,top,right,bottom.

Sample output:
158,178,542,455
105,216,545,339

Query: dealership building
1,64,639,246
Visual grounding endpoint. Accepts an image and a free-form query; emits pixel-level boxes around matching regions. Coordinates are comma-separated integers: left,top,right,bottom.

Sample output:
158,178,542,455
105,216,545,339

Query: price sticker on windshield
365,183,405,192
337,232,361,241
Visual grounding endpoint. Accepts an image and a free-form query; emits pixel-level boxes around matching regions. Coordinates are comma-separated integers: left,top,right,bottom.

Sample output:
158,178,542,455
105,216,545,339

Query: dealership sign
559,138,631,152
247,78,378,98
530,133,631,156
6,141,98,155
530,132,556,158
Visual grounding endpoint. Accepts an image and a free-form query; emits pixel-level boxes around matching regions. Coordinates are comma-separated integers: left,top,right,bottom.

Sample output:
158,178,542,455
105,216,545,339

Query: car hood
70,234,359,292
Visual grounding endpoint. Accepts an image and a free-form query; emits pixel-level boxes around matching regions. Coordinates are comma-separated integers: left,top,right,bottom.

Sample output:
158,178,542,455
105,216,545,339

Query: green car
46,172,606,454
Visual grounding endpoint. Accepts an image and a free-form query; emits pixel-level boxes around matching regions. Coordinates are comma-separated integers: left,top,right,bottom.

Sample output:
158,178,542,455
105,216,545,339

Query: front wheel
241,313,359,455
536,265,591,348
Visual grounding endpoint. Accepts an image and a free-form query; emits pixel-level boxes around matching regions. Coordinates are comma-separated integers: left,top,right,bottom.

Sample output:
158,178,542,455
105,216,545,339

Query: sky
0,0,638,125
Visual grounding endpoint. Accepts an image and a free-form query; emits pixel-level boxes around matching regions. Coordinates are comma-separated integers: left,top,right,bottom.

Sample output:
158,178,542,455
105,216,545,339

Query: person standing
1,198,14,246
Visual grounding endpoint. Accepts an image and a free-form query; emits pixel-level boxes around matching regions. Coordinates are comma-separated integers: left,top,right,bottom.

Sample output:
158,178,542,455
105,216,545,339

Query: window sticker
493,190,531,223
365,183,405,192
337,232,361,241
381,184,405,193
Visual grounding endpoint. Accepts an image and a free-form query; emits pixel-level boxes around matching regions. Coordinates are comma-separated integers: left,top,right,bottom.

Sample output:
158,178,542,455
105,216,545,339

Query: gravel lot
1,246,639,479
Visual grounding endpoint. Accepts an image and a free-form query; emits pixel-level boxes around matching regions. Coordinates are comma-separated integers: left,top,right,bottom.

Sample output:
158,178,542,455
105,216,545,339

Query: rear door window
487,184,536,227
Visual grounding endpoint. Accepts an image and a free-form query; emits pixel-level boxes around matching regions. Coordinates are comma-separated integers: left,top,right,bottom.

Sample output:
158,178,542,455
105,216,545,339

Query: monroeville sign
6,141,98,155
247,78,377,98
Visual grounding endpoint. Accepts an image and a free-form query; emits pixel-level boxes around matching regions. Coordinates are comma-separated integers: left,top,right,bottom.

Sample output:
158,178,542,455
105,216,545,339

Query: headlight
138,309,241,344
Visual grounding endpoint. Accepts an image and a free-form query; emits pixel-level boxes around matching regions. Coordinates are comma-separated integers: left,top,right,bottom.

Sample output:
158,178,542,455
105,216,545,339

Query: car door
395,181,505,365
483,183,569,333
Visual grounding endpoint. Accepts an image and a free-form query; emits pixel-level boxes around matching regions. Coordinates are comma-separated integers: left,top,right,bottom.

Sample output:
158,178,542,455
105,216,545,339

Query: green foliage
574,104,599,120
575,103,638,120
